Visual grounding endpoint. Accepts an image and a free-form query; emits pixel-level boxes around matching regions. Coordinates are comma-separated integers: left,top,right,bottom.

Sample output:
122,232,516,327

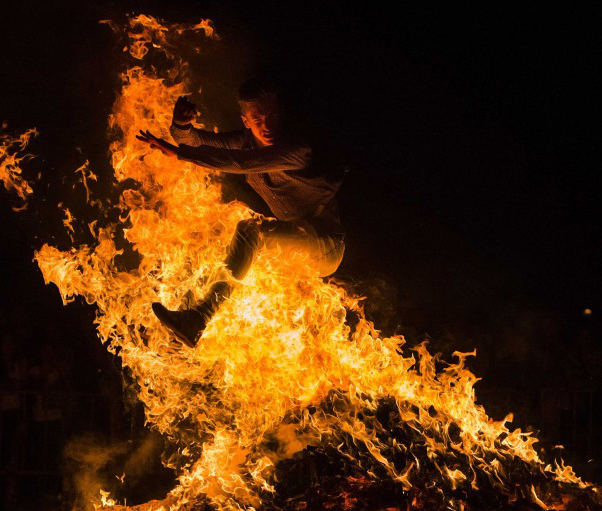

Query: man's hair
237,76,278,108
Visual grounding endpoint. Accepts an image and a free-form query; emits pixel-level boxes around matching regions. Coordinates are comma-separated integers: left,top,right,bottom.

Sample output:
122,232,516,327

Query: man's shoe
152,302,209,348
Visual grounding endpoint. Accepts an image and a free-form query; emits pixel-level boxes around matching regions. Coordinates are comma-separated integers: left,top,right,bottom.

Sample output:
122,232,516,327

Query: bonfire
1,14,599,511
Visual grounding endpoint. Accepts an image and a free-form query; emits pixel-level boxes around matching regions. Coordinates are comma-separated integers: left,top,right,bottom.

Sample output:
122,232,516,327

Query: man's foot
152,302,209,348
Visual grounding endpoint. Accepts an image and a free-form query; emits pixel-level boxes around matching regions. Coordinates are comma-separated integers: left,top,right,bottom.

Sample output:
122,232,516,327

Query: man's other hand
173,96,197,125
136,130,178,158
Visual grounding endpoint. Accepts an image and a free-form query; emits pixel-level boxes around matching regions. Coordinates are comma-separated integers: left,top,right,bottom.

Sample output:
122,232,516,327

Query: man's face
241,99,280,147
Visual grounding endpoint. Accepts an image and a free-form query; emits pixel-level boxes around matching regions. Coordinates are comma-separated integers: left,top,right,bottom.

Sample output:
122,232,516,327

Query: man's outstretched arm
136,130,311,175
176,143,312,174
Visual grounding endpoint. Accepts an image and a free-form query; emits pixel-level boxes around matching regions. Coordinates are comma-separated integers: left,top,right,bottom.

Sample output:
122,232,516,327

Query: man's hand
173,96,197,126
136,130,178,158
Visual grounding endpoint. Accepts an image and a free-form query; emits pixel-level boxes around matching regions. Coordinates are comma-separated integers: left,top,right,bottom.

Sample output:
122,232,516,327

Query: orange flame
32,14,592,511
0,122,37,210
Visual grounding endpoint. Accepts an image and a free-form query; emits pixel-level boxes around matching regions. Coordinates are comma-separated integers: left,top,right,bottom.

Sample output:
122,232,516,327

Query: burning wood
0,13,591,511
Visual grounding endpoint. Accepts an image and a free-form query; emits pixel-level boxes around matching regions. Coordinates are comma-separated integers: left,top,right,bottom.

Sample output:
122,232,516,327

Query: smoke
123,433,164,479
63,432,167,511
63,434,128,511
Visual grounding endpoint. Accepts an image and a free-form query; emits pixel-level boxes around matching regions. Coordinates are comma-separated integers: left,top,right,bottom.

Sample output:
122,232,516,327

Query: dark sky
0,0,600,417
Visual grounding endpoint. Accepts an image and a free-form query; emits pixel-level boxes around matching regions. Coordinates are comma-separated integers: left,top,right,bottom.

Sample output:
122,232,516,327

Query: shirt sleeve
176,143,312,174
169,124,246,149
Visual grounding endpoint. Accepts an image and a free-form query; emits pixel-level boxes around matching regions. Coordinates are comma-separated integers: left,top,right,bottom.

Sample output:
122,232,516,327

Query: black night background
0,1,600,509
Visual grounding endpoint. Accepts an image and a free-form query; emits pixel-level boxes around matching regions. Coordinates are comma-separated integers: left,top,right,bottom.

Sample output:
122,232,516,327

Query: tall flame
31,14,596,511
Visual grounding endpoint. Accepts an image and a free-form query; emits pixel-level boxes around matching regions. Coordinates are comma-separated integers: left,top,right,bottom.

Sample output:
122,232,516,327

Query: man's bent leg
152,218,263,347
152,217,344,346
260,219,345,277
224,217,262,280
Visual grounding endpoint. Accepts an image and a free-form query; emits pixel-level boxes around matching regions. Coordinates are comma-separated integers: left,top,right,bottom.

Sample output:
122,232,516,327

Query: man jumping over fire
136,77,345,348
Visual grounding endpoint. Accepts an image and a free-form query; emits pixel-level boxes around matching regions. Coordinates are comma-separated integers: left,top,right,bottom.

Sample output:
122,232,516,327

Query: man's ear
241,114,250,129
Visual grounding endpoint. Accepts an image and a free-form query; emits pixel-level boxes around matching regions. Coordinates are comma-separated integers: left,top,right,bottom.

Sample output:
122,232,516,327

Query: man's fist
173,96,197,125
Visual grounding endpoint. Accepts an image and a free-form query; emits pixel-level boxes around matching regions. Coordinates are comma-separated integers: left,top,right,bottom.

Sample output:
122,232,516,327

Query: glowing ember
22,13,598,511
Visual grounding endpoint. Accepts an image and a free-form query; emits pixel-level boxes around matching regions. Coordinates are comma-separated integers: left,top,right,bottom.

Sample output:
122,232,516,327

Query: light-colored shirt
171,124,342,227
